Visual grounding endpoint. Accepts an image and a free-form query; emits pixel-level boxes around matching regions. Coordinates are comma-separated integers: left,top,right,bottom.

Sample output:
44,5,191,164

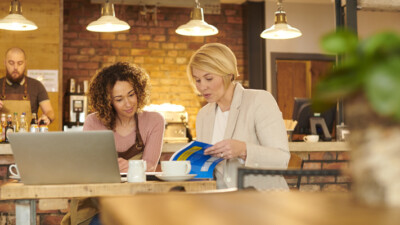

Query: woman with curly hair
83,62,164,173
63,63,164,225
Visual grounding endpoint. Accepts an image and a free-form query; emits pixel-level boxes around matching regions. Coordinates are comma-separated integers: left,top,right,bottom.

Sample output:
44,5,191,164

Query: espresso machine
162,110,189,143
63,79,88,131
144,103,190,143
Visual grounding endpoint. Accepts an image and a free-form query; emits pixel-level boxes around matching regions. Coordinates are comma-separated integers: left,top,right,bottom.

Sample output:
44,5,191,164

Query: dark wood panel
243,1,265,90
310,60,334,96
276,61,307,119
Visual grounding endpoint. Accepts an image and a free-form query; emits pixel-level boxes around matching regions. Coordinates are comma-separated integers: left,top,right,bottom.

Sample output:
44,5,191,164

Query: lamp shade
176,19,218,36
175,6,218,36
86,2,130,32
260,2,301,40
260,23,302,39
0,0,37,31
86,15,130,32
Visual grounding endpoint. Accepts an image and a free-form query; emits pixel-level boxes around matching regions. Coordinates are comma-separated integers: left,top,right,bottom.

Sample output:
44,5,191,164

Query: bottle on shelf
0,120,2,143
30,113,39,133
39,120,48,132
12,112,19,132
5,114,14,143
1,113,6,142
19,113,27,133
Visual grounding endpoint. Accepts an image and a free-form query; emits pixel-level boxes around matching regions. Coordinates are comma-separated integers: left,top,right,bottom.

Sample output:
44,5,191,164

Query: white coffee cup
303,135,319,143
9,164,20,177
161,161,191,176
127,160,147,183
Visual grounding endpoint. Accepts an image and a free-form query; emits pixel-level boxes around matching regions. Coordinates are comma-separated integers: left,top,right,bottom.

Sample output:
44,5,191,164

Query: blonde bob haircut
187,43,239,94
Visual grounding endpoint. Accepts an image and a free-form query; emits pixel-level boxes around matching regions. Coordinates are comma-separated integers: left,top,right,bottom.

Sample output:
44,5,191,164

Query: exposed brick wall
286,151,352,191
63,0,246,134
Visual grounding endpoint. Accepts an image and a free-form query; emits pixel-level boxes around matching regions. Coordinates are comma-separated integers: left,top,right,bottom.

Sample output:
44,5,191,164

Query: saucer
155,174,196,182
145,172,163,176
9,175,21,180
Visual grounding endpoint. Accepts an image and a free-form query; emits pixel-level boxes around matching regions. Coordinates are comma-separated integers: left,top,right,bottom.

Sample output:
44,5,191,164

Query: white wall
264,2,335,91
264,2,400,92
358,10,400,38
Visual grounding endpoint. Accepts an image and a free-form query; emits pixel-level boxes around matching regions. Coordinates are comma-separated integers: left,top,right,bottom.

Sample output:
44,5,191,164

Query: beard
6,70,25,84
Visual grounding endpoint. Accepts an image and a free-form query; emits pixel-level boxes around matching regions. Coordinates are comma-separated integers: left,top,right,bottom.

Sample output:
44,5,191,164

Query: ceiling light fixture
175,0,218,36
0,0,38,31
260,0,302,39
86,0,130,33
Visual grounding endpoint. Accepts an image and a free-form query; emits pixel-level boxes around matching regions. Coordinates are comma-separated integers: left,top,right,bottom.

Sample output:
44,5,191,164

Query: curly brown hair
88,62,151,129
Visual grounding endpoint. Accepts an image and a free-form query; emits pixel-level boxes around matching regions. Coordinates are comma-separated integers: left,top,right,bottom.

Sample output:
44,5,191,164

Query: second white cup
127,160,147,183
9,164,20,178
303,135,319,143
161,161,191,176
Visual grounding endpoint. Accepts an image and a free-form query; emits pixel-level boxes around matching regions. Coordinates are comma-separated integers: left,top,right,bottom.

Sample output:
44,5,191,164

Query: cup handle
303,136,308,142
9,164,19,177
185,162,191,174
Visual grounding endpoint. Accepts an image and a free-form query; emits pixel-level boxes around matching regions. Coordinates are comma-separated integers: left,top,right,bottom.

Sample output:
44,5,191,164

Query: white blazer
196,83,290,190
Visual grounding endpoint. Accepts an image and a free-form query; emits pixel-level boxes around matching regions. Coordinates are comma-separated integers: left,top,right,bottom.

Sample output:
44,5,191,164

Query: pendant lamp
175,0,218,36
0,0,38,31
86,0,130,33
260,0,301,39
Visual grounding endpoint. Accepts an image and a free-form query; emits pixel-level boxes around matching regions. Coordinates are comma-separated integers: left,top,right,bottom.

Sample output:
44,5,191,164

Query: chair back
237,168,342,190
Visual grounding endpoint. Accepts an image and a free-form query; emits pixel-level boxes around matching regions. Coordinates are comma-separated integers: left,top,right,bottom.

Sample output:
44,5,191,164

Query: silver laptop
8,130,121,185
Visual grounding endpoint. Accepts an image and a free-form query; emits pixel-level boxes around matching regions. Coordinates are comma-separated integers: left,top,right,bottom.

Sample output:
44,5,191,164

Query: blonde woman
187,43,290,190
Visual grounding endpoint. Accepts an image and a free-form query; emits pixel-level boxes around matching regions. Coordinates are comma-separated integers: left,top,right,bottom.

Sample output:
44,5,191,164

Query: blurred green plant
312,29,400,121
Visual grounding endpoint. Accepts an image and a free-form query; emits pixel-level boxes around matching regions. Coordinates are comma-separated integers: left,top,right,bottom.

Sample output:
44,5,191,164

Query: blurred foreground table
0,181,216,225
100,191,400,225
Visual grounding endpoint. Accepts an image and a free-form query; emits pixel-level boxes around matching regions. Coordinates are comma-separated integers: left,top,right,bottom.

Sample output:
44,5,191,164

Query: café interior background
0,0,400,134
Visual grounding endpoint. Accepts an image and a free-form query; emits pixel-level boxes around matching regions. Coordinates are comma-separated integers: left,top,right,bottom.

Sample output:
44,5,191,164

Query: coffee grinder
63,79,88,131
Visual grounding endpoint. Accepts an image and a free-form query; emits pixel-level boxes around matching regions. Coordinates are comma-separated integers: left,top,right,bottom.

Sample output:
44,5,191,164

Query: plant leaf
320,29,358,54
365,57,400,120
314,67,363,100
312,67,363,112
360,31,400,59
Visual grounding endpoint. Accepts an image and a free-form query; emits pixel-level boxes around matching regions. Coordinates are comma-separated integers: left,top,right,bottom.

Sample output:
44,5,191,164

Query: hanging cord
277,0,283,12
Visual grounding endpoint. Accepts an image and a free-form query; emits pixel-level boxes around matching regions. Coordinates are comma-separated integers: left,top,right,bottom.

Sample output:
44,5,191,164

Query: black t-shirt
0,77,49,113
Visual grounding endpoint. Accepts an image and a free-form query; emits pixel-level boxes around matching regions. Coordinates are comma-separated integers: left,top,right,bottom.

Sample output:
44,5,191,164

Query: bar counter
0,141,350,155
162,141,350,153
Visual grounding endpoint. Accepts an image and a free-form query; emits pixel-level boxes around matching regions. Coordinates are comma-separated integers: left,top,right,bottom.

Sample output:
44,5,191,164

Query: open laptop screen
8,130,121,185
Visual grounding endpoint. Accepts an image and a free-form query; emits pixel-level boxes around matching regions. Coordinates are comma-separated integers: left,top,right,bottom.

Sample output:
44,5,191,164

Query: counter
163,141,350,153
289,141,349,152
0,141,350,156
0,144,12,155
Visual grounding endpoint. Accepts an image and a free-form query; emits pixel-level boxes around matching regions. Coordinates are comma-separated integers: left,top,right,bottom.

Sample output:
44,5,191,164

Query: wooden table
100,191,400,225
0,181,216,225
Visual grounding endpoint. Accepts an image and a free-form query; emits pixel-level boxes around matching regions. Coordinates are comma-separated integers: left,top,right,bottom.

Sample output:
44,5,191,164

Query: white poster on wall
27,70,59,92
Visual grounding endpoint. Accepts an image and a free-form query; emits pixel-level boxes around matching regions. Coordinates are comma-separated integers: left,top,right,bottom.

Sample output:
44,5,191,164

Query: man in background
0,47,54,125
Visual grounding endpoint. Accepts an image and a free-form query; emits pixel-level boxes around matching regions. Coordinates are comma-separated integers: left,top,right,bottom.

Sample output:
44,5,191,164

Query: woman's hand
204,139,247,160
